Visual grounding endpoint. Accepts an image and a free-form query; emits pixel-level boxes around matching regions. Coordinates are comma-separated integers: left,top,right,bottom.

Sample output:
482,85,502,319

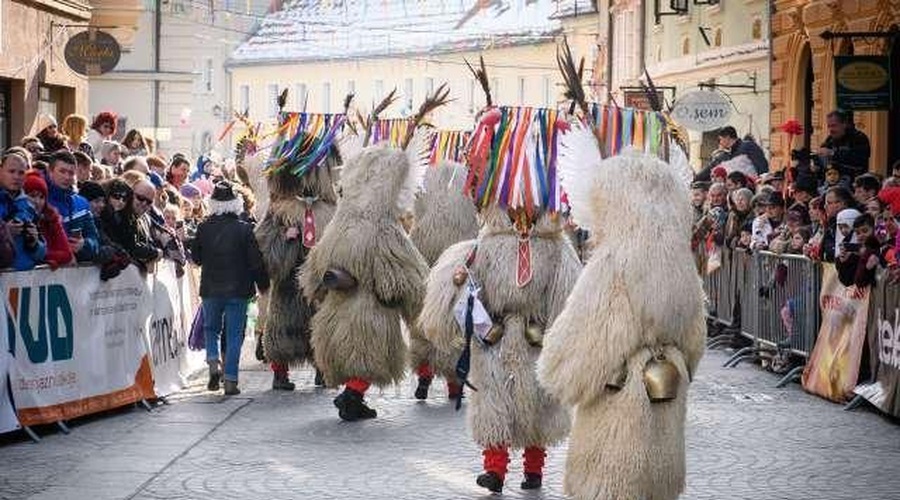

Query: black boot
224,380,240,396
272,371,295,391
521,473,542,490
255,334,265,362
314,369,326,387
333,388,377,421
414,375,432,400
206,361,221,391
476,472,503,493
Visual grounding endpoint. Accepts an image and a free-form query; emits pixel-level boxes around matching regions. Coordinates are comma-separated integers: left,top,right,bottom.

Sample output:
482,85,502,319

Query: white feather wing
557,122,603,229
667,139,694,189
396,127,433,212
719,154,756,179
338,129,365,164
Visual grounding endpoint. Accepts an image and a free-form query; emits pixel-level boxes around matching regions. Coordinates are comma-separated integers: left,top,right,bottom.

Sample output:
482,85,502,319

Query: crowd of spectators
0,110,256,281
692,109,897,289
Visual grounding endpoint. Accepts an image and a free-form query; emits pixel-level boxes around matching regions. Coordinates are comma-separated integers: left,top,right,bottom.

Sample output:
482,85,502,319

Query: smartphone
843,242,860,253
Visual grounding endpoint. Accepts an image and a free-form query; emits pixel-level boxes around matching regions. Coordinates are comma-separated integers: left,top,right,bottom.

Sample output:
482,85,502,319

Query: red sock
270,362,289,376
345,377,370,395
483,447,510,480
415,362,434,379
523,447,546,476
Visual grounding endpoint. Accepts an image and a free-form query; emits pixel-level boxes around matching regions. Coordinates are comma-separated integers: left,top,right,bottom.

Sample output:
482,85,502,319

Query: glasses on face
109,192,127,201
135,194,154,205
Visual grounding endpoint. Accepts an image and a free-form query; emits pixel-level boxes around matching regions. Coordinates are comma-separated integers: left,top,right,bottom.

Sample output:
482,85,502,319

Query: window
374,79,384,100
491,78,500,101
752,19,763,40
424,77,434,96
203,58,214,93
542,76,551,107
404,78,414,112
656,44,662,63
267,84,279,118
239,85,250,113
714,28,722,48
322,82,331,113
468,79,476,112
517,77,526,105
347,80,356,97
294,83,308,110
682,37,690,56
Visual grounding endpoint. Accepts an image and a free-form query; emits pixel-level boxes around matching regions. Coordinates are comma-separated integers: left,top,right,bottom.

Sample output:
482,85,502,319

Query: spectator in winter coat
717,126,769,175
86,111,117,154
190,181,269,396
102,179,162,274
751,192,785,250
35,114,66,153
853,173,880,206
23,171,72,269
45,150,100,262
0,151,44,270
817,110,870,182
821,187,856,263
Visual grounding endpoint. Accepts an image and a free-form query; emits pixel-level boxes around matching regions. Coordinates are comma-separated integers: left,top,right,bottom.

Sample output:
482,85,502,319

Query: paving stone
1,348,898,500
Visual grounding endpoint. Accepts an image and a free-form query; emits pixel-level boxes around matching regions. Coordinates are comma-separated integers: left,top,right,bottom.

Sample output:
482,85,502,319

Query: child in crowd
788,227,811,255
735,223,753,251
23,171,72,269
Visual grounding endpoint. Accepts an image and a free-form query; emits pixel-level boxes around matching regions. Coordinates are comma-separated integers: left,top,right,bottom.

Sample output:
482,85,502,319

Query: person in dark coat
717,126,769,175
101,179,162,273
191,181,269,396
817,109,871,182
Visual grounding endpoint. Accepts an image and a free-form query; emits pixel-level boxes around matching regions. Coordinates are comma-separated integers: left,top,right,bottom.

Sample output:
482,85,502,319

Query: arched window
752,19,763,40
682,37,690,55
656,44,662,63
714,28,723,47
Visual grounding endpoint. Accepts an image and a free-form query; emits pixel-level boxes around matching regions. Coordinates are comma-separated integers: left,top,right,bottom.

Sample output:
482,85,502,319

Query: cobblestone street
2,348,899,500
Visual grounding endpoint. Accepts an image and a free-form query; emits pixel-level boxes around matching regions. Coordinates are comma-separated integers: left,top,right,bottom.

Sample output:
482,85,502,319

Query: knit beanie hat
23,170,47,197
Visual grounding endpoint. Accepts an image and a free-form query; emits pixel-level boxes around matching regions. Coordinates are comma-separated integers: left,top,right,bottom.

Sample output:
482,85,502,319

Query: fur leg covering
311,290,407,388
262,275,315,366
563,347,689,500
468,315,570,450
483,447,510,479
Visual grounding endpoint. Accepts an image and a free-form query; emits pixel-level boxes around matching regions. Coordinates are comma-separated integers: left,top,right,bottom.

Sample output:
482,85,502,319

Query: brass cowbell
642,355,680,403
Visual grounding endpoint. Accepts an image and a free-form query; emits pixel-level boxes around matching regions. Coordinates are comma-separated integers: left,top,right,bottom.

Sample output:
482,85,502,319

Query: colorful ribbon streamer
265,111,347,178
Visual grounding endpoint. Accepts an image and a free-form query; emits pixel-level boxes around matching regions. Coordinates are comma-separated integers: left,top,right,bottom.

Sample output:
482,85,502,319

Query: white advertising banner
148,261,204,396
0,350,20,433
1,265,155,427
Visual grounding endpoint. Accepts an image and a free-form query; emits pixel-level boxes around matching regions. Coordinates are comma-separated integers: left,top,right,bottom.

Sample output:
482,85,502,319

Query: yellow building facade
227,1,601,133
770,0,900,175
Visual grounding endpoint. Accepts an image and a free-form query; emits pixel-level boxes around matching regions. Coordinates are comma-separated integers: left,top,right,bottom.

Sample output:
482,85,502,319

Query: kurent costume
254,111,345,390
419,63,581,492
299,90,445,421
408,160,479,400
537,125,706,500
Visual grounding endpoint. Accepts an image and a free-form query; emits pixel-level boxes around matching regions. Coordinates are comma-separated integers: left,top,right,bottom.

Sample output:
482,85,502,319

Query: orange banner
802,265,870,402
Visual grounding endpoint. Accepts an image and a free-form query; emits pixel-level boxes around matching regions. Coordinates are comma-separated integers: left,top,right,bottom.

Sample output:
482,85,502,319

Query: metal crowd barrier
702,248,822,386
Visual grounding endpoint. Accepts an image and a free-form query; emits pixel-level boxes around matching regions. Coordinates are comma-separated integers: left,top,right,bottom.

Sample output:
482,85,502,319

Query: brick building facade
770,0,900,175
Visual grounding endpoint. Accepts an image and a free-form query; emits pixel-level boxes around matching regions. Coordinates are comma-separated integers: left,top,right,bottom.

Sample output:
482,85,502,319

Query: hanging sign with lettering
835,55,892,111
671,90,732,132
64,29,121,76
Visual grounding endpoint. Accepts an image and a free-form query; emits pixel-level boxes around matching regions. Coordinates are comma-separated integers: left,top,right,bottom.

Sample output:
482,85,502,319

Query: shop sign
835,55,892,110
671,90,731,132
64,30,121,76
623,90,665,111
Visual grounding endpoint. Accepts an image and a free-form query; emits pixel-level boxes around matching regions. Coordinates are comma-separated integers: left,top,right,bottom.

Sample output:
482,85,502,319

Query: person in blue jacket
44,150,99,262
0,149,46,270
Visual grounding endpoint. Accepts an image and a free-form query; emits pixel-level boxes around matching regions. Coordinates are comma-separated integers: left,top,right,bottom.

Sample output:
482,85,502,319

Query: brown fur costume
420,206,581,448
299,145,430,387
537,144,706,500
255,156,339,367
408,161,479,383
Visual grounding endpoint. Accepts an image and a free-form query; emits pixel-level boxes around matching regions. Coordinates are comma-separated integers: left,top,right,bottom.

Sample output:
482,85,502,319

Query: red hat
712,165,727,179
879,186,900,217
23,170,47,197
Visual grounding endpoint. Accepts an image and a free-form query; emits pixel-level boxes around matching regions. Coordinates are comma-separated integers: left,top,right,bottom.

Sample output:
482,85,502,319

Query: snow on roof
229,0,569,66
549,0,597,19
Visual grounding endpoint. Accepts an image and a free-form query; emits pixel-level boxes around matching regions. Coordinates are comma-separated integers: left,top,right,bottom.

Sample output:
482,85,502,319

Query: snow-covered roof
228,0,569,66
549,0,597,19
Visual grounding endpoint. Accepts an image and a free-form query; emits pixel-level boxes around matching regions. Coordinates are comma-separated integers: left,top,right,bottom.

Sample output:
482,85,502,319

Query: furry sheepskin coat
299,145,430,387
254,156,339,366
537,146,706,500
408,161,479,379
419,206,581,449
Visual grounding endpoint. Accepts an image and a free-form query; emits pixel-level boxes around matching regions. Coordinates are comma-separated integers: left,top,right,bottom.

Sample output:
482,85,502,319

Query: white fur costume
537,127,706,500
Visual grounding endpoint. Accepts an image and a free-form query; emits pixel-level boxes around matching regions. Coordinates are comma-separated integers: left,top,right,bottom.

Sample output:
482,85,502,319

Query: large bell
482,324,504,346
322,267,358,291
524,322,544,347
643,356,680,403
452,266,469,286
